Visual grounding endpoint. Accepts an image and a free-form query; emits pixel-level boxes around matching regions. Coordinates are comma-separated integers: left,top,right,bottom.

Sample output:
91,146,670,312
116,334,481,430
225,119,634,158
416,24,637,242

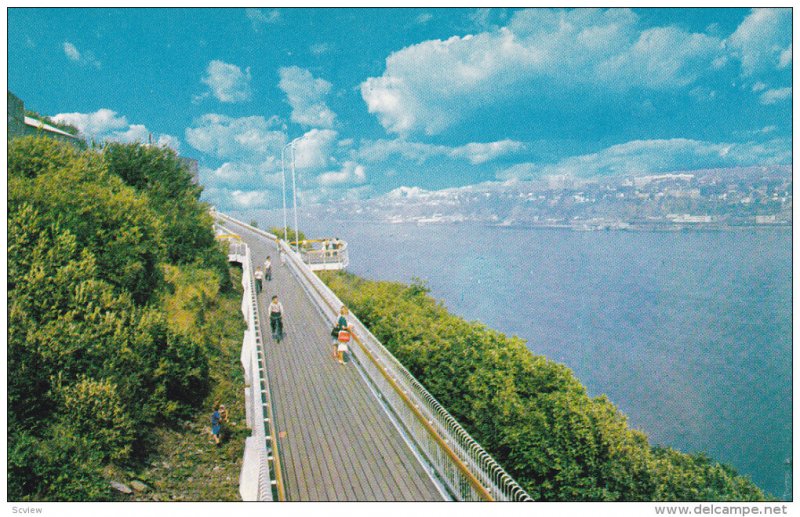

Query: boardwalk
220,220,445,501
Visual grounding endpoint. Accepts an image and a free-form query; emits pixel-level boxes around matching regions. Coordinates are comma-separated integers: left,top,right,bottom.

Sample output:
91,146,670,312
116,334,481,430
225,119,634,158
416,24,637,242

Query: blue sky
8,7,793,210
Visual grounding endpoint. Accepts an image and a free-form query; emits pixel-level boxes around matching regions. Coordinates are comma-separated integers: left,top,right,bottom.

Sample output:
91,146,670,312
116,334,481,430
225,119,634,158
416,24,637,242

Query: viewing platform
294,238,349,271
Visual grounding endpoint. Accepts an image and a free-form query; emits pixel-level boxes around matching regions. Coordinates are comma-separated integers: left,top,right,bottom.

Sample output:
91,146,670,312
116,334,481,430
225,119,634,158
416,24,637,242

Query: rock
130,480,149,492
161,462,171,469
110,481,132,494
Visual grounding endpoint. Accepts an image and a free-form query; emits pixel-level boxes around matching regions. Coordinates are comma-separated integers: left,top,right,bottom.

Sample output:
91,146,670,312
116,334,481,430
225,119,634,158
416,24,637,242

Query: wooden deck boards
226,222,444,502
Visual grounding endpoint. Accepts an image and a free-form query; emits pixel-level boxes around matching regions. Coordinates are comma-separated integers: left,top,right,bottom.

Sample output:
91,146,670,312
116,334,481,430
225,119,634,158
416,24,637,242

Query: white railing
216,225,281,501
215,213,532,502
299,243,350,271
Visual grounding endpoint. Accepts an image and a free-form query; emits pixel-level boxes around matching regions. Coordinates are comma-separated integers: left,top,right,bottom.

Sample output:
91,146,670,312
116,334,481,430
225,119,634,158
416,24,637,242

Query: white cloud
62,41,101,68
498,138,791,181
246,8,280,32
52,109,128,136
293,129,338,170
356,138,524,164
200,160,282,190
317,161,367,186
63,42,80,61
110,124,150,143
51,109,178,149
759,87,792,105
450,140,525,164
728,8,792,76
416,13,433,25
778,44,792,68
310,42,331,55
201,60,252,103
278,66,336,128
185,114,286,159
362,9,727,135
157,134,182,152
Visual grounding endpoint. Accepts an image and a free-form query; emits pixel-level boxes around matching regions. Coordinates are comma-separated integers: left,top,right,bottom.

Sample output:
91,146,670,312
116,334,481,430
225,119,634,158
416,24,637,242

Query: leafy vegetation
268,225,306,244
8,136,237,501
318,271,768,502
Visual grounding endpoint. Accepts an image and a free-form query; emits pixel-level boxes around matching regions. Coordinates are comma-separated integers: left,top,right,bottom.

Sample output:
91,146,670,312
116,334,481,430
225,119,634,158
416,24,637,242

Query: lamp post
280,143,290,245
280,137,303,253
290,138,300,252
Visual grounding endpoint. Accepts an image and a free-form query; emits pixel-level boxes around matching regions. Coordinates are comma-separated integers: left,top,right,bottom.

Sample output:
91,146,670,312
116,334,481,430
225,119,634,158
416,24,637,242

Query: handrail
215,212,532,502
216,223,284,501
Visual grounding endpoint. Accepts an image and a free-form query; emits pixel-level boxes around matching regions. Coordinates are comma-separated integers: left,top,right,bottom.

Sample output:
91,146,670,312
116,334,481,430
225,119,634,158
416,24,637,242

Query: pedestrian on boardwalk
210,404,222,445
331,306,352,364
279,248,286,266
264,256,272,281
269,295,285,342
254,266,264,294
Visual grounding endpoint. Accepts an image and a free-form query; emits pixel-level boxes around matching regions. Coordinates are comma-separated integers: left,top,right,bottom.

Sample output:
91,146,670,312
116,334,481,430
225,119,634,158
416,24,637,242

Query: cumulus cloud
200,160,283,190
728,8,792,76
317,161,367,186
361,8,728,135
52,109,128,136
62,41,101,68
278,66,336,128
759,87,792,105
51,109,179,150
293,129,338,170
185,114,286,159
497,138,791,181
201,60,252,103
356,138,524,164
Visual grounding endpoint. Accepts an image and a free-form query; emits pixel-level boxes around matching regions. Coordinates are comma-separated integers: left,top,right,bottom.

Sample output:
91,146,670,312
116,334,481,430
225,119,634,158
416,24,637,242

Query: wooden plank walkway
222,220,444,502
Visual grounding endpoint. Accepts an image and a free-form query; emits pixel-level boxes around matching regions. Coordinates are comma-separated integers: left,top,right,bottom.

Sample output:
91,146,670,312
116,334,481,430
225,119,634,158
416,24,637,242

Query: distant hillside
307,166,791,229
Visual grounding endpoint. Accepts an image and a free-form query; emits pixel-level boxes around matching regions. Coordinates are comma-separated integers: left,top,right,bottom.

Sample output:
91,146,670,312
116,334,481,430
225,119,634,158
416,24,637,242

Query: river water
239,211,792,498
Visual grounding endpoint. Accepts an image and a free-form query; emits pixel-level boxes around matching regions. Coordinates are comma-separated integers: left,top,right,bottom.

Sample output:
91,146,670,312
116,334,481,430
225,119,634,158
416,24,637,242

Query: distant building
179,156,199,184
7,91,82,145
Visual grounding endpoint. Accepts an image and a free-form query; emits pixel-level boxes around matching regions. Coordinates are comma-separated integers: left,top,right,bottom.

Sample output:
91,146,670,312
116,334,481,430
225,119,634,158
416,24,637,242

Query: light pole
280,137,303,253
289,138,300,253
280,142,291,245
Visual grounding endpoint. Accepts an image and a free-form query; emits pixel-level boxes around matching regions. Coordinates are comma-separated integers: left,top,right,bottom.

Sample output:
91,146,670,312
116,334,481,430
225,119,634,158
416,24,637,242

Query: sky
7,7,793,211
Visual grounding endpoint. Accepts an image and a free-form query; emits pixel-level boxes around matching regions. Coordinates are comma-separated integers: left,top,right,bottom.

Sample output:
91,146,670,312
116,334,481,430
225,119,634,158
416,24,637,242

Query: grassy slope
111,266,248,501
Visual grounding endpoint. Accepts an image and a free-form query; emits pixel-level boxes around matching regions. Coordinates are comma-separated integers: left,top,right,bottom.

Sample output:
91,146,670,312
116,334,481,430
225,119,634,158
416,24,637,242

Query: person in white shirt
254,267,264,294
264,256,272,281
268,296,284,342
279,248,286,266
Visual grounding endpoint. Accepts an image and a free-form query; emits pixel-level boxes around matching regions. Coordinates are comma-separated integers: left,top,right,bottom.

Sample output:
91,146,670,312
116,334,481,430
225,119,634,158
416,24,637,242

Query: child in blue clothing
211,404,222,445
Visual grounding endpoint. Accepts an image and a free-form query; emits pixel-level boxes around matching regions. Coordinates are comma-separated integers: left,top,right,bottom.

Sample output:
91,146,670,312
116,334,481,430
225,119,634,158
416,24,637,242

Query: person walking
279,248,286,267
269,295,285,342
330,306,352,364
264,256,272,281
254,266,264,294
210,404,222,445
